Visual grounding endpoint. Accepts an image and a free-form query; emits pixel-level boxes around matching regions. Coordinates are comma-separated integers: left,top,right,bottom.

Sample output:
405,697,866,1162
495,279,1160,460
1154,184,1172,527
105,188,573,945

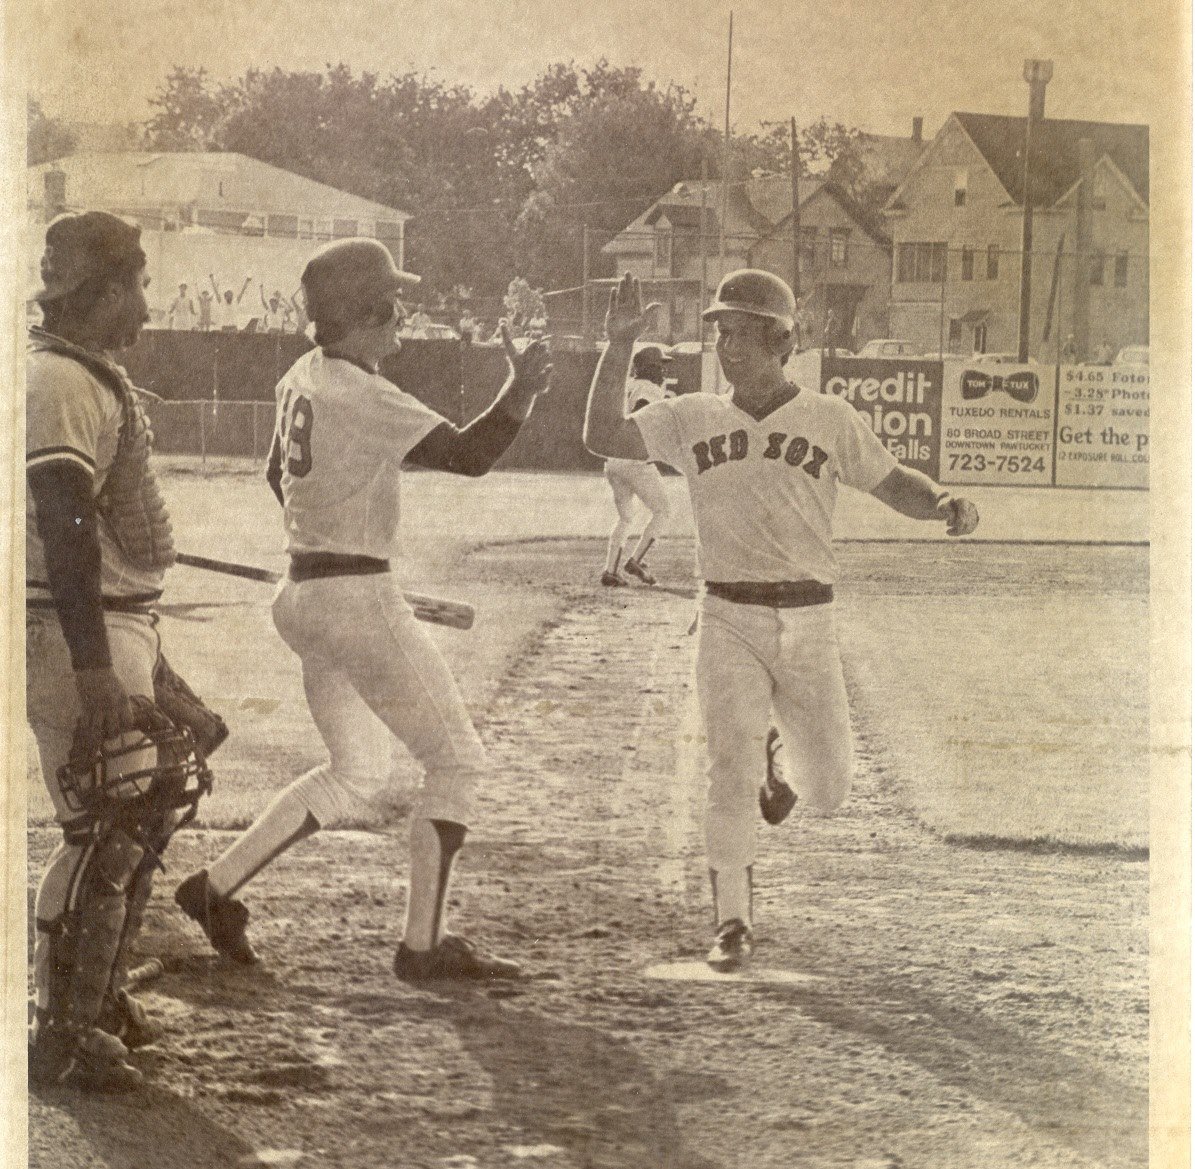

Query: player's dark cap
632,344,673,374
301,238,420,318
35,212,146,303
702,269,796,331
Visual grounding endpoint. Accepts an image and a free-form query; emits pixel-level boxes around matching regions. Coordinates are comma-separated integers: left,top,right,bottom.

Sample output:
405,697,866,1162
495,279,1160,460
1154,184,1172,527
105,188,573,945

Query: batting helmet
631,344,673,378
301,238,420,330
702,269,797,333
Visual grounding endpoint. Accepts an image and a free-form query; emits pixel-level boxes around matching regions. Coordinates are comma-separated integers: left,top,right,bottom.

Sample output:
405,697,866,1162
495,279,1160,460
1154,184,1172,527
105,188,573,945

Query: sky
13,0,1174,140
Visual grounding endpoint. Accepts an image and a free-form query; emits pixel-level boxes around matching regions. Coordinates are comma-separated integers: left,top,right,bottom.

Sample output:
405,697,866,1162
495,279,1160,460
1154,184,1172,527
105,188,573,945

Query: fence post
199,401,207,474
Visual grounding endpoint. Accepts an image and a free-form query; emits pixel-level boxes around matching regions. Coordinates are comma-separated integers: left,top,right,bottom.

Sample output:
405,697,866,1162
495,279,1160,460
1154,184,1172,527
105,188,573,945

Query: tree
509,61,717,291
502,277,545,328
28,98,76,165
144,67,230,151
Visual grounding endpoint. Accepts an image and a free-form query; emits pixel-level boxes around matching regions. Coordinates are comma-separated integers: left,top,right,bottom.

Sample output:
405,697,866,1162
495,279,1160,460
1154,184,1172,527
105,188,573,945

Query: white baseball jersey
26,350,165,598
634,385,897,583
273,348,444,558
606,377,670,472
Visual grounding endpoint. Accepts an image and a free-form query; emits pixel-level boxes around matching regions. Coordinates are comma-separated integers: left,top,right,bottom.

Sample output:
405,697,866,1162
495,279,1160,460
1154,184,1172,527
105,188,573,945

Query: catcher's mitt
759,728,798,826
153,654,228,758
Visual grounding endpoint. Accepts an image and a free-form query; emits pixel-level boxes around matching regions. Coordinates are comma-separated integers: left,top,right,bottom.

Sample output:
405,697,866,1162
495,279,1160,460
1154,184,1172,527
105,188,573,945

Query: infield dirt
27,528,1147,1169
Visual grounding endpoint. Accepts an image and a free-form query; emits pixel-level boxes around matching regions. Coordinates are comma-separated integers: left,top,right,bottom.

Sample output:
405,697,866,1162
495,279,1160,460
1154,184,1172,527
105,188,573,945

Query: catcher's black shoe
600,570,627,587
759,727,798,825
30,1023,143,1093
623,557,656,586
174,870,259,965
393,934,521,982
706,918,754,972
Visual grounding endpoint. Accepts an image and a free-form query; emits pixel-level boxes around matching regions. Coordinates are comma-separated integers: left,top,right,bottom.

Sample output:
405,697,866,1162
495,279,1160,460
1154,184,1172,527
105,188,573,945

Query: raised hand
605,272,660,343
500,320,553,418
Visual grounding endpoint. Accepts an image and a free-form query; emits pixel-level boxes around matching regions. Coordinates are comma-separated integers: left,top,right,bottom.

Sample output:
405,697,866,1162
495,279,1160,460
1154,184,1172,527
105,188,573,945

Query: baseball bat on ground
175,552,475,630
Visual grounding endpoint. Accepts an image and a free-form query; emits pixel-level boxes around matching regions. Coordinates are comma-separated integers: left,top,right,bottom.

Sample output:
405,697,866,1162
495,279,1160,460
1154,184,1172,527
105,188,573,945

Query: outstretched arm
209,273,221,297
871,465,979,536
405,322,553,476
236,276,252,302
583,273,658,460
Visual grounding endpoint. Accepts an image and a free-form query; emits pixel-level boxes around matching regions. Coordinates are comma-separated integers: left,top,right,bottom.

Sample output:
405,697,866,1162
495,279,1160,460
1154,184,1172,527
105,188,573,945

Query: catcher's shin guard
64,825,143,1031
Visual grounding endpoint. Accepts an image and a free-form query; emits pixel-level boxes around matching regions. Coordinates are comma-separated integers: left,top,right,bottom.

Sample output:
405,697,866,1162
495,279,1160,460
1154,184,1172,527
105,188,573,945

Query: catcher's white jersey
634,386,897,583
273,349,443,558
26,350,164,598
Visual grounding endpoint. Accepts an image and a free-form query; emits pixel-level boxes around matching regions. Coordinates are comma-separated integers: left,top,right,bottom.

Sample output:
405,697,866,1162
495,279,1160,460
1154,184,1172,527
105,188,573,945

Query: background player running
600,344,674,587
584,270,978,972
176,238,552,981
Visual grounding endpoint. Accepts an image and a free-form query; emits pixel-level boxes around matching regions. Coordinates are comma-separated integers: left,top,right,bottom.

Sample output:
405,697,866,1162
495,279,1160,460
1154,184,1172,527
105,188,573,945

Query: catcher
26,211,226,1091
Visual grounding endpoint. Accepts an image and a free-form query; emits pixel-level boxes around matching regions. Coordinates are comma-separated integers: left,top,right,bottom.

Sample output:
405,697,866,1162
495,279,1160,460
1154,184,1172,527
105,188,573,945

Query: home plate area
643,960,824,985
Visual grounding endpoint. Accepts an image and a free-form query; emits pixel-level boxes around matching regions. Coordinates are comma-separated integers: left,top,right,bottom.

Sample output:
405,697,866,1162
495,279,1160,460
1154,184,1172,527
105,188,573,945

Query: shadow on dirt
408,990,727,1169
30,1083,259,1169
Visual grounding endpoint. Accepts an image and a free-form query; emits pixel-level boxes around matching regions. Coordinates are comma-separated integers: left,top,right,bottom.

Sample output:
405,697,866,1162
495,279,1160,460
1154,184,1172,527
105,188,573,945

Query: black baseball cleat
394,934,521,982
601,570,628,587
174,870,259,965
623,557,656,586
706,918,754,972
759,727,798,825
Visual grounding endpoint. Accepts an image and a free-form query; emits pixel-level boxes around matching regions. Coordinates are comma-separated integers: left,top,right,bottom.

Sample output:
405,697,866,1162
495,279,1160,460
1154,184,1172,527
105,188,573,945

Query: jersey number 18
279,390,314,477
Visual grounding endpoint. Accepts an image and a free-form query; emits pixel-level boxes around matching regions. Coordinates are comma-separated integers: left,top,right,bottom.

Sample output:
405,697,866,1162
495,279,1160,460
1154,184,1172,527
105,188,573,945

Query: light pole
1017,59,1053,362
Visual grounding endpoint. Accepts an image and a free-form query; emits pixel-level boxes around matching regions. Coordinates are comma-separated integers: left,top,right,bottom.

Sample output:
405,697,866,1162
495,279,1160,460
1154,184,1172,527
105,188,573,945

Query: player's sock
403,818,466,951
709,865,753,926
629,534,656,566
604,542,627,575
207,786,319,898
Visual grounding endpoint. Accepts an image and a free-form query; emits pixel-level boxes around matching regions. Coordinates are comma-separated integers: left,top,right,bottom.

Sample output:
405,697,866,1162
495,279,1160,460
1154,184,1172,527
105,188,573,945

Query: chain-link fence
143,400,278,466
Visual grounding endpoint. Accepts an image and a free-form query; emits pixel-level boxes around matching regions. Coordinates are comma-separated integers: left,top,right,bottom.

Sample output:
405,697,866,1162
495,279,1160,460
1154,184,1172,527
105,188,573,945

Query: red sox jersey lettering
692,429,829,478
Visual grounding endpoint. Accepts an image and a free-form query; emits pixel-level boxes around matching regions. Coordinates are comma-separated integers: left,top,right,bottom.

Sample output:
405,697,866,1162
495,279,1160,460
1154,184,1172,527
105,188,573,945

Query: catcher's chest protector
28,331,176,573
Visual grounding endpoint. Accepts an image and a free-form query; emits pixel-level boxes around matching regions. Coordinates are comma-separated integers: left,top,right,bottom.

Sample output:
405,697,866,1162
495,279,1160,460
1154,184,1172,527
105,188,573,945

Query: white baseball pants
695,594,853,873
271,573,487,828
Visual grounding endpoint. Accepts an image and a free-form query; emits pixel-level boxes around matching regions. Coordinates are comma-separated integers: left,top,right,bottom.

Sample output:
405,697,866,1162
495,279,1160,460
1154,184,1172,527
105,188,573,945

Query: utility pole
790,116,802,301
1017,58,1053,362
700,158,709,342
581,223,590,341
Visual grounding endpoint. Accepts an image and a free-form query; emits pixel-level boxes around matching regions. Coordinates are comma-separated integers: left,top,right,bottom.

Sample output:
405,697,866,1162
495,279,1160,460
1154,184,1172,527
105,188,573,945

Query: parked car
1113,345,1149,368
854,339,920,359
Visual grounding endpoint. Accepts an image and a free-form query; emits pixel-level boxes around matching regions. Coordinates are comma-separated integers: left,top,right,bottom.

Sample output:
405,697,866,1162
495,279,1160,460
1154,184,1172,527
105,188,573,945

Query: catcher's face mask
58,700,213,819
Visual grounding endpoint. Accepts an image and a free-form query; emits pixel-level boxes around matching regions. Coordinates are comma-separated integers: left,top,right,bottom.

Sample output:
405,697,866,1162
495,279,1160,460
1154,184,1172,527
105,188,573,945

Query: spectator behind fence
260,285,288,333
409,305,432,338
210,274,252,332
458,310,477,344
167,283,196,331
197,289,214,332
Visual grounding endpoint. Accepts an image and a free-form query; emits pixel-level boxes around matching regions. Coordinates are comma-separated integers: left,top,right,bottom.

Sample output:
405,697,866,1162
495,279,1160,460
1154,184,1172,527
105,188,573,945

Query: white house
28,152,411,328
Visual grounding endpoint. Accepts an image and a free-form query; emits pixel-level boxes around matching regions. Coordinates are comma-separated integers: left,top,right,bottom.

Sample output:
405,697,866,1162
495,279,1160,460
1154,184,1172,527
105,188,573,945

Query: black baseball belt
26,582,161,614
705,580,833,608
288,552,391,583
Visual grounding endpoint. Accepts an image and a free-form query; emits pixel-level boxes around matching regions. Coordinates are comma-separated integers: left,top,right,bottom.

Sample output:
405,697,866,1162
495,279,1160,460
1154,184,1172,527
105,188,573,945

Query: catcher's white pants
604,459,670,566
695,594,853,873
272,573,487,828
26,609,160,1010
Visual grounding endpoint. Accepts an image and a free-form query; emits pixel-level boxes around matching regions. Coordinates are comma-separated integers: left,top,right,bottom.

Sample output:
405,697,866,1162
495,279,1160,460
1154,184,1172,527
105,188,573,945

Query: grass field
27,461,1149,852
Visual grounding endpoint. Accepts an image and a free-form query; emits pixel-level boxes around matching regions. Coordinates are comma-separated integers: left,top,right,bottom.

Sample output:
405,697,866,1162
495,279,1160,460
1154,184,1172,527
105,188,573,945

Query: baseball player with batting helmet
599,344,674,586
175,238,552,982
26,212,227,1091
585,270,978,972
